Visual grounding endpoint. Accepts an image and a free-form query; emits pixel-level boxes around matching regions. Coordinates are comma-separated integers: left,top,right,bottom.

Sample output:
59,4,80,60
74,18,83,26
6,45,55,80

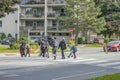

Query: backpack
73,46,77,52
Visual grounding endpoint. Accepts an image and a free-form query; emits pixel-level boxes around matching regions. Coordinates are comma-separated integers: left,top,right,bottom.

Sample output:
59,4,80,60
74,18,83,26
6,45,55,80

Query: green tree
58,0,106,43
94,0,120,38
0,0,20,17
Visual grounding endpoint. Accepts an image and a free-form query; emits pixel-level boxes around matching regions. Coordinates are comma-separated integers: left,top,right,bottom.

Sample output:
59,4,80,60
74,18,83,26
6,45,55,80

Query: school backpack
74,46,77,52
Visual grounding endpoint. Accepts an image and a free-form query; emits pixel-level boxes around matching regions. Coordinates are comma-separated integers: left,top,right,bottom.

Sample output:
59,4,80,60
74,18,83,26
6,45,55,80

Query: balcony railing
20,13,44,19
48,0,65,4
21,0,45,5
47,11,60,18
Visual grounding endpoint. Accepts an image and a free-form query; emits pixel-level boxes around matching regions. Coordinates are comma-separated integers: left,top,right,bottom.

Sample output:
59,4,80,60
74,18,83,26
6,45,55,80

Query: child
26,44,30,57
68,43,77,59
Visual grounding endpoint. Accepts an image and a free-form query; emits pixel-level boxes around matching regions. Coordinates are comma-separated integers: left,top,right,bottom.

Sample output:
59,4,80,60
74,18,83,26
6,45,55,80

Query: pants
26,52,30,57
68,51,76,59
61,50,65,59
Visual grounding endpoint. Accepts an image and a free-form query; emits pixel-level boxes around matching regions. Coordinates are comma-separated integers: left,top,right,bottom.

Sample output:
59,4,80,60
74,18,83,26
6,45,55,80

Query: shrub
0,32,6,40
7,33,12,37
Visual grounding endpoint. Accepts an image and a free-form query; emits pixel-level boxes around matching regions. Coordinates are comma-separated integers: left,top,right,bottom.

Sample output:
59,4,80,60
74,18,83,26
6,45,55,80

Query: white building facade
0,4,20,40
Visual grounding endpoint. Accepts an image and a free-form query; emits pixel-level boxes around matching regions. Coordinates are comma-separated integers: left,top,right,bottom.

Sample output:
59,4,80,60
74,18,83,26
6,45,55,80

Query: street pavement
0,45,120,80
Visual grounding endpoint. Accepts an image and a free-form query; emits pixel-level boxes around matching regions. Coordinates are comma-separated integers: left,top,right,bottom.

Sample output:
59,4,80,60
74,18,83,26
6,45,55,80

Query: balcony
47,12,59,19
21,0,45,7
20,26,44,31
20,13,44,20
47,0,66,6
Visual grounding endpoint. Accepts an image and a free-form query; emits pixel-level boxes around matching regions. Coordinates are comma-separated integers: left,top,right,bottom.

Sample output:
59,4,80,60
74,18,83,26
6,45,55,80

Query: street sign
69,28,73,32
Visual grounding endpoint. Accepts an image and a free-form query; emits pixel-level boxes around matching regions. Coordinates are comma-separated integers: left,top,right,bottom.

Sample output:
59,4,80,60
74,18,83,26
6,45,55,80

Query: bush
77,37,87,44
7,33,12,37
0,32,6,40
104,38,109,44
78,38,83,44
9,42,20,49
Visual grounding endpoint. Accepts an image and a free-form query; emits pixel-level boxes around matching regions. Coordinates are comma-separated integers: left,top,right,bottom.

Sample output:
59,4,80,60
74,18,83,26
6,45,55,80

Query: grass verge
0,46,19,53
86,43,102,47
89,73,120,80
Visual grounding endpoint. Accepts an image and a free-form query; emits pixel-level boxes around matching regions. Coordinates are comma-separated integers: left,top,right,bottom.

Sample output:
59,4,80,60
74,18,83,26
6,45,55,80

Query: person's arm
58,41,61,49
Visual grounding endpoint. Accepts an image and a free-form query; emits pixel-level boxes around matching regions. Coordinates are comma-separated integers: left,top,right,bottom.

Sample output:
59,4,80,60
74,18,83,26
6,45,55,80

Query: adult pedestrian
20,38,26,57
19,43,26,57
52,37,58,60
39,38,46,57
58,37,66,59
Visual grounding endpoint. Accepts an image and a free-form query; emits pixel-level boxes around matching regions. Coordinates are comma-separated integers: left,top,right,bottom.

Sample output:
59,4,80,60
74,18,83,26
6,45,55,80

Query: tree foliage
58,0,106,38
0,0,20,17
94,0,120,38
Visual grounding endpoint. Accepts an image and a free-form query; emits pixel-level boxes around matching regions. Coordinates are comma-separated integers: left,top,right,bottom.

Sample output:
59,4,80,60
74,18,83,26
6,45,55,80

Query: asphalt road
0,46,120,80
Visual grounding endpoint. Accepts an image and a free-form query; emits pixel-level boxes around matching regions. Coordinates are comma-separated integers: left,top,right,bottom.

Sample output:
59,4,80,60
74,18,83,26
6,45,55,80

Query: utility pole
44,0,47,36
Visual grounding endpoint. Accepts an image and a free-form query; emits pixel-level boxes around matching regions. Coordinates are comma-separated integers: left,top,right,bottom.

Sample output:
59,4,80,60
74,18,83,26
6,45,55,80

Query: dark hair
54,37,56,39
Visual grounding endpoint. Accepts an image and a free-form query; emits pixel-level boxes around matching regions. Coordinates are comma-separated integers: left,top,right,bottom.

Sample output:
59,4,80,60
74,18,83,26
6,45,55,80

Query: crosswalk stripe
70,58,95,63
85,60,108,64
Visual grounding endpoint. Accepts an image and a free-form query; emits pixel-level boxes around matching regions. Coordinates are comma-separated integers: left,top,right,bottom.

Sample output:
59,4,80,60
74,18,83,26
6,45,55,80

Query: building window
0,21,2,27
52,20,57,27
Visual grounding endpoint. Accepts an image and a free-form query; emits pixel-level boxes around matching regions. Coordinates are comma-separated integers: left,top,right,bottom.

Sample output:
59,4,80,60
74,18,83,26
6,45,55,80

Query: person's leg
28,52,30,57
61,50,65,59
54,50,57,60
68,51,72,58
73,52,76,59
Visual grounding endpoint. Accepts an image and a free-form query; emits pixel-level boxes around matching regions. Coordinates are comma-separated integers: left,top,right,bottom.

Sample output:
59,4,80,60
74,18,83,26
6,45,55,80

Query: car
1,37,16,45
103,41,120,52
30,38,39,43
93,38,99,43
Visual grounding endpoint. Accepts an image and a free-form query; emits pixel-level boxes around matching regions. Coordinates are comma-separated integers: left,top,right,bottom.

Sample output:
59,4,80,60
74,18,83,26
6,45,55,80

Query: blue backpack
73,46,77,52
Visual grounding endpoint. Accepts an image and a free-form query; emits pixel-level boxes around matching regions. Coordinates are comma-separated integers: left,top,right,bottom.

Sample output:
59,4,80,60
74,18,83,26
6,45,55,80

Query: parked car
93,38,99,43
103,41,120,52
30,38,39,43
1,37,16,45
30,36,54,47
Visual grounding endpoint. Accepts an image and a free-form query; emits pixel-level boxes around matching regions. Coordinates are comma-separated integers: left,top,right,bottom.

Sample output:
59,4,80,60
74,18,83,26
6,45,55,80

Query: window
0,21,2,27
52,20,57,27
25,8,32,14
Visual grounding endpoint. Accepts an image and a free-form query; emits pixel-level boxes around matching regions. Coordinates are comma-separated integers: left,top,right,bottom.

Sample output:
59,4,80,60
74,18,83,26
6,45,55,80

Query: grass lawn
89,73,120,80
0,45,19,53
0,45,70,53
86,43,102,47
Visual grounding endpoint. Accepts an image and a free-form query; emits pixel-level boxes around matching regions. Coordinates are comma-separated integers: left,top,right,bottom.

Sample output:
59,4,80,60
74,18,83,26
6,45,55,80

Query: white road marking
52,70,106,80
70,58,95,63
4,74,20,77
85,60,108,64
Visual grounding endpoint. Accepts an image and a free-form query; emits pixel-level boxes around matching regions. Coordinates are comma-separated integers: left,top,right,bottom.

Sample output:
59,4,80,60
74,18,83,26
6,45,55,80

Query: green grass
0,46,19,53
86,43,102,47
0,45,70,53
89,73,120,80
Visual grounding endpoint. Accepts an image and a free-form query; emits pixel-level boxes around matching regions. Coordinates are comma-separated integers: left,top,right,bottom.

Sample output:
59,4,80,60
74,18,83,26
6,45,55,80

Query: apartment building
0,4,19,40
20,0,70,42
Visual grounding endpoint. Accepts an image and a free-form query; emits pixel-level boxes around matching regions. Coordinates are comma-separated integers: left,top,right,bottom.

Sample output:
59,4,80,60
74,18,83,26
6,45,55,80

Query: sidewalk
0,53,39,57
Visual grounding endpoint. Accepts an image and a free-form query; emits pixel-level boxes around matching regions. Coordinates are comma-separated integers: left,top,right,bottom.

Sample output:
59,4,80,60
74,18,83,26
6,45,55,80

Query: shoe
54,56,56,60
68,56,70,58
